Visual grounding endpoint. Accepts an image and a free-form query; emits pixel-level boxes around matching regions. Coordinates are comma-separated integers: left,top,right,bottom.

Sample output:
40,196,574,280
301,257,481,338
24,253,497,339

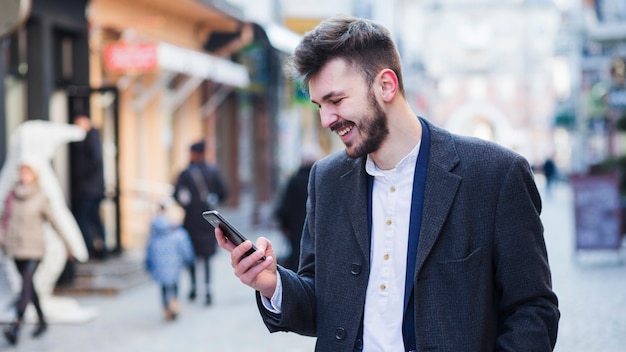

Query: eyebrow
311,90,344,106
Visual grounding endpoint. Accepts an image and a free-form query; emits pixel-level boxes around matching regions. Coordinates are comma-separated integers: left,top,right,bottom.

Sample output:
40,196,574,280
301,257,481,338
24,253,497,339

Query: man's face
190,151,204,163
309,59,389,158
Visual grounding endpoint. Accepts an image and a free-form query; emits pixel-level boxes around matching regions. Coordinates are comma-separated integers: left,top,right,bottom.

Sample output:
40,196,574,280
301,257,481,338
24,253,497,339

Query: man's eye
332,98,344,105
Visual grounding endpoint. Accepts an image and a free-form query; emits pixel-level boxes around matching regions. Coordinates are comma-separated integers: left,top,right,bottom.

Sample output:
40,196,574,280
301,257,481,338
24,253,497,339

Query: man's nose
319,107,337,129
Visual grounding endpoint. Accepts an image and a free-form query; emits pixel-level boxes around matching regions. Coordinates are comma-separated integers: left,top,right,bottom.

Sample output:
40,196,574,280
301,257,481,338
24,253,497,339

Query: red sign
103,43,158,73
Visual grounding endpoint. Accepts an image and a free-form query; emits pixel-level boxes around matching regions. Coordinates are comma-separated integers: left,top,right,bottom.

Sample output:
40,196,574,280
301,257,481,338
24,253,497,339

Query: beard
345,90,389,158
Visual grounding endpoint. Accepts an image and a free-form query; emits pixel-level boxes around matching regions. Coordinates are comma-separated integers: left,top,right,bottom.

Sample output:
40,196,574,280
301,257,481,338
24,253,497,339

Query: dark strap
190,166,209,201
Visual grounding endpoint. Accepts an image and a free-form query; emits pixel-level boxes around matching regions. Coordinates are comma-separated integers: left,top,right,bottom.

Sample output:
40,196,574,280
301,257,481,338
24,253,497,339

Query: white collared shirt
263,142,420,352
362,142,420,351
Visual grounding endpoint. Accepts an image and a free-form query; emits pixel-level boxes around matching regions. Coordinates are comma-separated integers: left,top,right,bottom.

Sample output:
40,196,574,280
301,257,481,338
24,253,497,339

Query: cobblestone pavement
1,182,625,351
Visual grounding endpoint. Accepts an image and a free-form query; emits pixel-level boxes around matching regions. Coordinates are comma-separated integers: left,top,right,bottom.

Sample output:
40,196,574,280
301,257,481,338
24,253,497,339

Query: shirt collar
365,141,421,177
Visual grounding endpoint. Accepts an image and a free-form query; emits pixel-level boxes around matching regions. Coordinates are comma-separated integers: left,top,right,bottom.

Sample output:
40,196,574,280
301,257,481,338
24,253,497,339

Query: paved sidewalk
542,184,626,352
0,232,316,352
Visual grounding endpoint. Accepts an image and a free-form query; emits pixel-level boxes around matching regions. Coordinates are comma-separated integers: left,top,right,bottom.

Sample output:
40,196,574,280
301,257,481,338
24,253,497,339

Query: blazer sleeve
493,155,559,350
256,163,319,337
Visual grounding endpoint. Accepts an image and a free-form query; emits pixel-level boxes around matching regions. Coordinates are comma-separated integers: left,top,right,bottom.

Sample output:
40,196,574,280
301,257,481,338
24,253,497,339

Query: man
216,16,559,351
543,156,557,196
275,145,322,271
174,141,227,306
70,113,107,259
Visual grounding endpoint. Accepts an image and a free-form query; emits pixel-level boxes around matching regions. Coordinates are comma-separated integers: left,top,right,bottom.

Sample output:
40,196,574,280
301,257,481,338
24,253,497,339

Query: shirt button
380,283,386,291
383,253,390,261
390,186,396,192
386,219,392,226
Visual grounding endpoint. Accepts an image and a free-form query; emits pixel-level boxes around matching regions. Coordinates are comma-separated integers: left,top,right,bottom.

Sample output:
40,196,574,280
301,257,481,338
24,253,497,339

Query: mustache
330,121,353,133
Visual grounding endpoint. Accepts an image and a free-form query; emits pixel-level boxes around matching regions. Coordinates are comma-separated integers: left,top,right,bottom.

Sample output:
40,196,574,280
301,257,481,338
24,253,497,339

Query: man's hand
215,228,278,299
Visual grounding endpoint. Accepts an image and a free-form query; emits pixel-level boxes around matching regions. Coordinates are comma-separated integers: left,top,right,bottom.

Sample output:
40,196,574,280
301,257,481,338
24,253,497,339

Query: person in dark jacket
173,140,227,306
275,146,321,271
543,156,557,196
70,113,107,259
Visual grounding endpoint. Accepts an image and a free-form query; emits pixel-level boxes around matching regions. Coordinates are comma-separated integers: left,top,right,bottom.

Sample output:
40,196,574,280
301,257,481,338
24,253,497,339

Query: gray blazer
258,118,560,351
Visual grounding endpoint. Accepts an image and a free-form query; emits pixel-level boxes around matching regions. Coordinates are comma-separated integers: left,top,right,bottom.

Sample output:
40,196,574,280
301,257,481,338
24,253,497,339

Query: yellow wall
88,0,241,250
117,75,207,249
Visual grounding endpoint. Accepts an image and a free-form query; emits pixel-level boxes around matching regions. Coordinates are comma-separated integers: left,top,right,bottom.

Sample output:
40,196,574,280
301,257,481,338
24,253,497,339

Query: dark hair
190,141,205,153
290,16,404,96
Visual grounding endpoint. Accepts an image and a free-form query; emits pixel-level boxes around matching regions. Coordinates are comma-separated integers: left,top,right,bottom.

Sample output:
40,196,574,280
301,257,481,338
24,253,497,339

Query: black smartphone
202,210,265,260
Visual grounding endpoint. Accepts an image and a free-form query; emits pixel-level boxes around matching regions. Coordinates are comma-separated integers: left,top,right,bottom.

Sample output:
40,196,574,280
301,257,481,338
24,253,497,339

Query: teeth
337,126,352,136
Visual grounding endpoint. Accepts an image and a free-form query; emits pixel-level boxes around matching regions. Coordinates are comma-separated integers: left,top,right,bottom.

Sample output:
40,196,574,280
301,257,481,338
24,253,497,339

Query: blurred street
1,181,626,351
542,182,626,352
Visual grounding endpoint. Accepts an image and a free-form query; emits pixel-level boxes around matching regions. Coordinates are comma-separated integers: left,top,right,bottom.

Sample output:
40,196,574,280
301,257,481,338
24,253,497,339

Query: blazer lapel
342,157,371,259
415,120,462,274
333,119,462,274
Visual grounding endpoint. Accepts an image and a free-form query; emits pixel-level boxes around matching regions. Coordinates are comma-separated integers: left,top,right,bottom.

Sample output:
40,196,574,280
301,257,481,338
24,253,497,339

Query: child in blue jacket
145,203,195,321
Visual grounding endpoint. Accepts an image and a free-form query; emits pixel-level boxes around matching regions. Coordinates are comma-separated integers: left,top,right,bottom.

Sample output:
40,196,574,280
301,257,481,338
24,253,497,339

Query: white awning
124,42,250,111
157,42,250,88
258,23,302,54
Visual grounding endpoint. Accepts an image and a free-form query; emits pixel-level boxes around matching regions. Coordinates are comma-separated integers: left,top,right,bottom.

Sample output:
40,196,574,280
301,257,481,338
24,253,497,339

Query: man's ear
378,69,399,102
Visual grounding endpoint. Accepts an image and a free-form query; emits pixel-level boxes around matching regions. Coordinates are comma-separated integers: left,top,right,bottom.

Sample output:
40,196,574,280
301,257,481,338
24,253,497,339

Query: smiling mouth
337,125,353,136
332,122,354,137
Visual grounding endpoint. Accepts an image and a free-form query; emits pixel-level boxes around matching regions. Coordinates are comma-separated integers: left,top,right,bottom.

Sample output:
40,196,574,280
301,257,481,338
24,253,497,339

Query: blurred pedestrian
216,16,559,351
1,161,74,345
543,156,557,196
145,200,195,321
274,145,322,271
173,140,228,306
70,113,107,259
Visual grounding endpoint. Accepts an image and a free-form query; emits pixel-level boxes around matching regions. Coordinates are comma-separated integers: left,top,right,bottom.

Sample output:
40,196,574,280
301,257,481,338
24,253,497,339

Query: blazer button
334,327,346,340
350,263,361,275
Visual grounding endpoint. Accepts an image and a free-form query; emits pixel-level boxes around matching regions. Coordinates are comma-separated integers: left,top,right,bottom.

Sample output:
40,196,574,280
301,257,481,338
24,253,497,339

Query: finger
230,240,255,269
239,256,274,286
215,227,235,251
256,237,271,251
231,240,270,278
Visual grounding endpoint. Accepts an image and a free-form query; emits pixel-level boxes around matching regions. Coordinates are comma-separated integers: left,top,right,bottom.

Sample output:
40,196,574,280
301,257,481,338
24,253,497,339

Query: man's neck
369,111,422,170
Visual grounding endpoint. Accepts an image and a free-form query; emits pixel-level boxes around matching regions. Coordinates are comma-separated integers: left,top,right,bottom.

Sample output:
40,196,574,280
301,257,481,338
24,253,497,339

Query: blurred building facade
260,0,564,167
0,0,305,255
396,0,562,167
0,0,94,244
87,0,254,250
567,0,626,172
1,0,575,257
228,0,341,189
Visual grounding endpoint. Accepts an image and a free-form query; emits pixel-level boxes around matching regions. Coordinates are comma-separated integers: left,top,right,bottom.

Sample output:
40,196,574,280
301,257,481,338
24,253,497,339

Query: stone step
54,252,150,296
